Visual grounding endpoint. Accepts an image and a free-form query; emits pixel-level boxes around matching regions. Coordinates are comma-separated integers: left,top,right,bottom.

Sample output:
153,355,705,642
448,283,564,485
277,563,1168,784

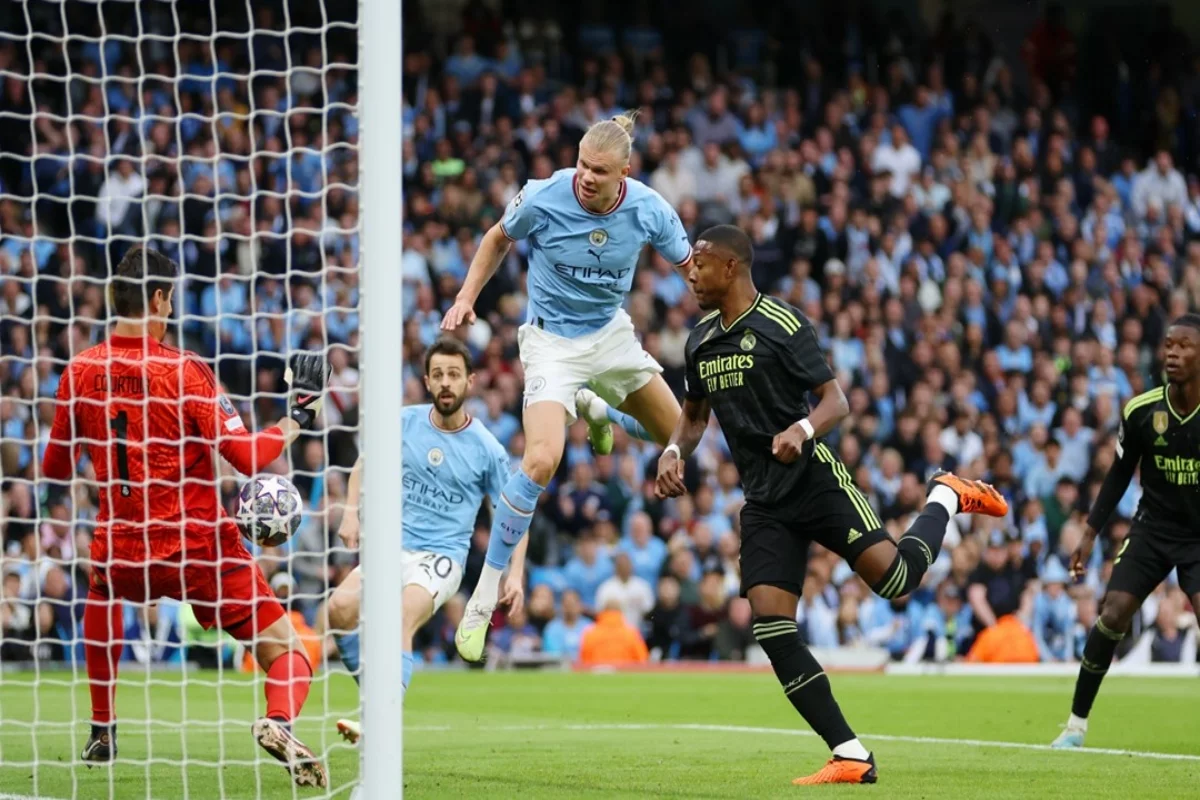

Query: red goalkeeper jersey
42,334,286,564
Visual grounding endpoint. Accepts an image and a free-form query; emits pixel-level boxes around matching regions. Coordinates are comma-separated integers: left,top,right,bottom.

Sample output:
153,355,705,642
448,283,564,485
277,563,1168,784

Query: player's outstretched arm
772,378,850,464
1073,426,1141,579
185,353,327,476
338,456,363,550
500,534,529,615
442,223,512,330
656,395,710,498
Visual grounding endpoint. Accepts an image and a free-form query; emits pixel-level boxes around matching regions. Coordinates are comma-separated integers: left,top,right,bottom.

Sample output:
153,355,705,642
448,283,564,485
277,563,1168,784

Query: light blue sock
484,469,545,570
605,406,655,442
336,632,360,685
401,651,413,697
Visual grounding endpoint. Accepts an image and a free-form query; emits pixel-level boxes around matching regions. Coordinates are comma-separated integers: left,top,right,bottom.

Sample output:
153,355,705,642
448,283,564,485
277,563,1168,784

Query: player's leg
852,468,1007,598
575,310,676,451
1051,529,1165,749
327,566,362,683
339,553,460,744
215,558,326,788
574,379,670,448
739,503,876,786
458,397,568,661
81,567,126,764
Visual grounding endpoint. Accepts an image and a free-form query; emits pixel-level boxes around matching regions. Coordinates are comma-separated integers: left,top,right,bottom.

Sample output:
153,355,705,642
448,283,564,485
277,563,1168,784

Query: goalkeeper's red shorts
89,541,284,637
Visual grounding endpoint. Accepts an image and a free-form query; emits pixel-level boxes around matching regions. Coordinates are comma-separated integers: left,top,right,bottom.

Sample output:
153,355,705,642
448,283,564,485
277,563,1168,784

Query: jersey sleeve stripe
1123,387,1163,419
756,303,799,335
762,297,803,328
498,221,516,241
673,246,693,267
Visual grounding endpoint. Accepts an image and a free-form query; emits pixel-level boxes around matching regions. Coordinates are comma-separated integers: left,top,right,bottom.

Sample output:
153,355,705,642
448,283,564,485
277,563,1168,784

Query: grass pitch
1,668,1199,798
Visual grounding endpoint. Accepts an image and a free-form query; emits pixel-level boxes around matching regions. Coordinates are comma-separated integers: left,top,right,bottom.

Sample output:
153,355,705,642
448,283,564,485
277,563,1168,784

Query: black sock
1071,619,1124,718
871,505,949,599
91,722,116,739
753,616,855,749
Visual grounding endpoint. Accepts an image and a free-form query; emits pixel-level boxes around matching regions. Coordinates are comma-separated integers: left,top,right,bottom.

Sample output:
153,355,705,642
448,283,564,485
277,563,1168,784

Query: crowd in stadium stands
3,1,1200,669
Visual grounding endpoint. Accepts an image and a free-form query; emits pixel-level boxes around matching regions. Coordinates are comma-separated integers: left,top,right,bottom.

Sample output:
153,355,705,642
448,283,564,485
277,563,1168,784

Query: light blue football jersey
401,404,511,565
500,168,692,338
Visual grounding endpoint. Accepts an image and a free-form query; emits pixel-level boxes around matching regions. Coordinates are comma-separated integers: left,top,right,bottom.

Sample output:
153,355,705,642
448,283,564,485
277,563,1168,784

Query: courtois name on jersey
401,404,511,564
500,168,692,339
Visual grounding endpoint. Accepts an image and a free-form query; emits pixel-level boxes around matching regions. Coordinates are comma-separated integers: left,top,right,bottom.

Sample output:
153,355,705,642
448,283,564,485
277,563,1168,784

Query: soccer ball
237,474,303,547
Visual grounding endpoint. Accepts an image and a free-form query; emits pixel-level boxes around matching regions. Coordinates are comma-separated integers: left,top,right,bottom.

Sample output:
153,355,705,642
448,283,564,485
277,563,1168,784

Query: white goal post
357,0,405,797
0,0,403,797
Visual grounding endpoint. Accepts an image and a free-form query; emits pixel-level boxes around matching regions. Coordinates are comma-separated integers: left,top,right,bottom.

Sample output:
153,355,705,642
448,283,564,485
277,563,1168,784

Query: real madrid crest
1153,411,1169,435
427,447,445,468
589,229,608,247
740,330,757,351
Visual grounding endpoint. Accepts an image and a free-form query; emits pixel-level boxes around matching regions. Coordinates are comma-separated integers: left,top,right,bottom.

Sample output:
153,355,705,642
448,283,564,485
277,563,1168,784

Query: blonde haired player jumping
441,112,692,660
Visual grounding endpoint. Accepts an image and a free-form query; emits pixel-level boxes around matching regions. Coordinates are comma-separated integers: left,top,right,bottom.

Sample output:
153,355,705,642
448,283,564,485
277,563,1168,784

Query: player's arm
500,534,529,616
649,198,693,278
656,395,710,499
657,341,711,498
772,319,847,464
773,377,850,464
442,223,512,329
444,183,541,330
1072,420,1142,578
41,365,77,481
185,353,326,476
338,456,363,549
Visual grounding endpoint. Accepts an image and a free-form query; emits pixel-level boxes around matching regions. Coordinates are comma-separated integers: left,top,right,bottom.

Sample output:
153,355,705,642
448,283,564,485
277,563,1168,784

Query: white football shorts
351,550,463,612
518,308,662,420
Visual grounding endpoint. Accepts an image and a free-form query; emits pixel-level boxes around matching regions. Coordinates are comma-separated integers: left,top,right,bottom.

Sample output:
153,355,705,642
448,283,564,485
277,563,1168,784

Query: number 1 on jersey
110,410,132,497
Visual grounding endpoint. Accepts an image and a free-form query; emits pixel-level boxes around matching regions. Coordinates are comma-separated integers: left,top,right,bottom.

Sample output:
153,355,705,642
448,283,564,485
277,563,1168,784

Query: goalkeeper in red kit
41,247,330,789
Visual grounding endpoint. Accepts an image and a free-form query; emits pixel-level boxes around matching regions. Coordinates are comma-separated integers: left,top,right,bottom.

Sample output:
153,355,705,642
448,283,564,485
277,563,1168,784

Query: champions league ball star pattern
238,475,305,547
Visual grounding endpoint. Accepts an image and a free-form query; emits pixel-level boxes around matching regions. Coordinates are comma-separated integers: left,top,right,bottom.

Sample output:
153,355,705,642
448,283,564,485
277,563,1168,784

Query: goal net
0,1,381,797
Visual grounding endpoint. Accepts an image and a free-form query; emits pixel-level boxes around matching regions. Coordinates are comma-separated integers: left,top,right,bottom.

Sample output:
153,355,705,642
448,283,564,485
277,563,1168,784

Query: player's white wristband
664,443,682,460
797,418,815,439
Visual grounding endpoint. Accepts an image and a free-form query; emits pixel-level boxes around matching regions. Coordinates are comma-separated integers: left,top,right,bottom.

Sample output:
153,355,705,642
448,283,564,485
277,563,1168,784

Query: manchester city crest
740,331,757,351
427,447,445,468
1153,411,1169,435
589,229,608,247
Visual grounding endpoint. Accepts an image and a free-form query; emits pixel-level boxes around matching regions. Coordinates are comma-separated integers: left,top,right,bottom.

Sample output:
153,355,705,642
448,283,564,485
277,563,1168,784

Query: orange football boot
793,753,878,785
928,470,1009,517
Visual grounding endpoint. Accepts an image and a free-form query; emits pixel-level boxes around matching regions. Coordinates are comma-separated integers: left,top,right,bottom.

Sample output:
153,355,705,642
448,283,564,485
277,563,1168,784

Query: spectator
680,569,727,660
578,599,649,666
595,552,654,631
913,582,973,662
646,576,687,660
563,533,615,613
491,607,541,660
1031,558,1077,661
1132,150,1188,220
542,589,590,662
1149,592,1188,663
969,527,1035,636
872,123,922,198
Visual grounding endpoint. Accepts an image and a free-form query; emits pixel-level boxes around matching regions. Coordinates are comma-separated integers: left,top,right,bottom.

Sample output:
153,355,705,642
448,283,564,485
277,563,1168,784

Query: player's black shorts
738,444,890,597
1106,520,1200,600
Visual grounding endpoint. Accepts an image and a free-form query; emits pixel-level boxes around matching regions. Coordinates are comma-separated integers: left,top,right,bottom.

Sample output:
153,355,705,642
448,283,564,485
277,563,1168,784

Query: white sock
1067,713,1088,731
472,564,503,608
928,484,960,516
831,738,870,760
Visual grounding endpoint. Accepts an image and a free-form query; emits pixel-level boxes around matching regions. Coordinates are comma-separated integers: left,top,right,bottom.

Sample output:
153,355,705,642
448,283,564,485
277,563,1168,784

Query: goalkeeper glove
284,352,330,430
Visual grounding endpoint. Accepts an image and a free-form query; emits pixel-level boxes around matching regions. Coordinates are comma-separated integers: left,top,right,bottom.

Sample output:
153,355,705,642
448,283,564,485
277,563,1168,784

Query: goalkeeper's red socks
265,650,313,722
83,592,124,726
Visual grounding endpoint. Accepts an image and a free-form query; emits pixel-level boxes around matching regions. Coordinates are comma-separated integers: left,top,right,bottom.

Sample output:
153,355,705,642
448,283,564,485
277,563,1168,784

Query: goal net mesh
0,1,362,796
